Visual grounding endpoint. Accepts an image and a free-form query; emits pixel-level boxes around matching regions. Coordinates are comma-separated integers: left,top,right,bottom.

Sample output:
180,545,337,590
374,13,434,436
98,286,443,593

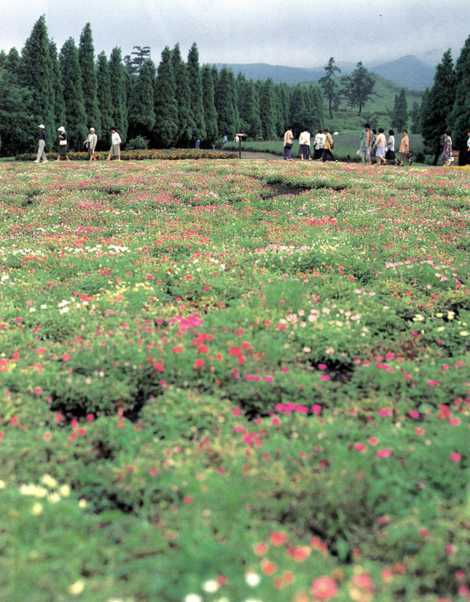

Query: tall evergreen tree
20,16,55,141
128,59,156,140
259,79,276,139
238,76,262,138
79,23,101,134
449,35,470,156
410,100,422,134
5,48,21,79
96,52,113,146
172,44,195,145
215,68,238,138
109,47,128,140
49,41,66,128
391,89,408,131
0,68,35,155
153,47,178,147
60,38,87,149
124,46,151,75
319,57,341,118
341,62,375,115
201,65,218,145
421,50,456,163
187,43,206,140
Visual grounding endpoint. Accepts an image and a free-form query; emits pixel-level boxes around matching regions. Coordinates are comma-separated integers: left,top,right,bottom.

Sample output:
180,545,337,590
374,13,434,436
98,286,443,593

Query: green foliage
96,52,113,146
153,47,178,147
49,41,65,128
342,61,376,115
59,38,87,150
0,69,35,155
78,23,101,135
259,78,276,139
411,100,422,134
172,45,195,145
201,65,219,144
215,68,239,137
319,57,342,118
237,74,262,139
391,89,409,131
449,35,470,151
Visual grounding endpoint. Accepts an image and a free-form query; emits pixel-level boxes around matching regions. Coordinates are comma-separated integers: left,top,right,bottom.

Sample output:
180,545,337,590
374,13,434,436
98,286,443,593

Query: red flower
450,452,461,463
311,576,338,600
270,531,288,547
376,448,392,458
193,358,205,369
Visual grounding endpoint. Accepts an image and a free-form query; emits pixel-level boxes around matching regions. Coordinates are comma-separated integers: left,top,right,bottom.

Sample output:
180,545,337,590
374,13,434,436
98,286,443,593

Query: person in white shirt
313,129,326,160
108,128,122,161
386,129,396,163
85,128,98,161
374,128,387,165
299,129,311,160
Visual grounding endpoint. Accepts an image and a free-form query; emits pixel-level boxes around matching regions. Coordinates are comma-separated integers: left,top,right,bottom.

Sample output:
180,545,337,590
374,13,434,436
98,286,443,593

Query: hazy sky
2,0,468,66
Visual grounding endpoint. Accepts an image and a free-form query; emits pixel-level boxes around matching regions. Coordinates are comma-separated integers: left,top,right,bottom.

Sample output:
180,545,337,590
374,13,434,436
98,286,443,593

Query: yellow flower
68,580,85,596
41,474,58,488
59,484,71,497
31,502,43,516
48,492,61,504
78,499,88,509
0,480,6,489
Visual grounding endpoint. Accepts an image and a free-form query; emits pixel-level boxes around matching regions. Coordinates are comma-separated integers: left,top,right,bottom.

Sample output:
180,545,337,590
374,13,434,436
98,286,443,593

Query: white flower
41,474,58,489
78,499,88,509
59,484,71,497
31,502,43,516
460,331,469,337
0,480,5,489
184,595,202,602
245,572,261,587
68,579,85,596
48,492,61,504
202,580,220,593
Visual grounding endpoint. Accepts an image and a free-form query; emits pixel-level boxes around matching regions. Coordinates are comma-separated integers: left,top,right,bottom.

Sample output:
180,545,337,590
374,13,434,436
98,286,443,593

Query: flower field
0,159,469,602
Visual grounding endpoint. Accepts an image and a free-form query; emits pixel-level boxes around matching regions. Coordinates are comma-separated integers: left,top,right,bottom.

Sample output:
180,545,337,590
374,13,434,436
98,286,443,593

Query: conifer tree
20,16,55,141
421,50,456,163
79,23,101,134
187,43,206,140
128,59,156,140
49,41,65,129
391,89,408,131
215,68,238,137
172,44,195,145
60,38,87,149
0,68,35,155
449,35,470,157
342,62,375,115
238,76,262,138
319,57,341,118
96,52,113,145
109,47,128,141
201,65,219,145
153,47,178,147
410,100,422,134
5,48,21,79
259,79,276,139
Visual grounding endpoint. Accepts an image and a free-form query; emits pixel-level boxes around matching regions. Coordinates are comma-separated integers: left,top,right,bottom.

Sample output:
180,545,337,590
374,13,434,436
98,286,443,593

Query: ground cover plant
0,158,469,602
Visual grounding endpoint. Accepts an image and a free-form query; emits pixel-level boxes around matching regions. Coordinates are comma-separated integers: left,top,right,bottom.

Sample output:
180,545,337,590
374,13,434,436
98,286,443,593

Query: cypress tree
391,89,408,131
187,43,206,140
319,57,341,118
60,38,87,150
5,48,21,79
201,65,218,145
238,76,262,139
49,41,65,128
449,35,470,156
215,68,238,138
0,68,35,155
96,52,113,146
410,100,422,134
153,47,178,147
128,59,156,140
259,79,276,139
0,51,6,69
421,50,456,163
109,47,128,141
172,44,195,145
79,23,101,134
20,16,54,142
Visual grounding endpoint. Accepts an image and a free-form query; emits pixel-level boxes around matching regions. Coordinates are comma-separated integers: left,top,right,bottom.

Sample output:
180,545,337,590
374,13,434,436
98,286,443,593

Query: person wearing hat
56,126,70,161
85,127,98,161
107,128,122,161
34,124,48,163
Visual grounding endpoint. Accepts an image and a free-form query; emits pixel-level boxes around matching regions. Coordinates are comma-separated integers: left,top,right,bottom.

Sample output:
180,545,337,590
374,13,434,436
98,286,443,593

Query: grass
0,158,468,601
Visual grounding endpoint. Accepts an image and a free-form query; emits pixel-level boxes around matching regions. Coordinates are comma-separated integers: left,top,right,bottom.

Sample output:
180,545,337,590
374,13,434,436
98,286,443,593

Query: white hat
57,126,65,132
90,127,95,132
38,124,45,129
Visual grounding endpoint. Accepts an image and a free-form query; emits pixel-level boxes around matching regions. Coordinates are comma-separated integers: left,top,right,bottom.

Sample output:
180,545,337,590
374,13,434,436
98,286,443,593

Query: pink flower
311,576,338,601
320,374,331,382
450,452,461,463
378,407,393,418
368,437,379,446
271,531,288,546
408,410,420,420
311,404,322,416
354,442,367,453
376,448,392,458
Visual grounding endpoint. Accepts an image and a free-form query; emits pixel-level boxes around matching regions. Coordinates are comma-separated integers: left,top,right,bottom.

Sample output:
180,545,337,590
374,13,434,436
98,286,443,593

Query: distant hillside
371,55,435,90
215,55,435,91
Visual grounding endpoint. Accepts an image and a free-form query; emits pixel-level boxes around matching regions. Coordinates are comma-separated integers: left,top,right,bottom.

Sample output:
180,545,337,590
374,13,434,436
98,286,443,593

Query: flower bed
15,149,234,161
0,159,468,601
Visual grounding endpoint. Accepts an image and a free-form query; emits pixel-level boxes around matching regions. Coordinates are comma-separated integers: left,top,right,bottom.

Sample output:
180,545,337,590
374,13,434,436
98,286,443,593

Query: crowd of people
358,124,412,166
34,125,122,163
283,127,336,162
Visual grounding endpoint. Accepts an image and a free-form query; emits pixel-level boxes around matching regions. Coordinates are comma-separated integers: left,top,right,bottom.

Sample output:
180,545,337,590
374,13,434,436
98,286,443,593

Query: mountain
368,55,435,90
215,55,435,91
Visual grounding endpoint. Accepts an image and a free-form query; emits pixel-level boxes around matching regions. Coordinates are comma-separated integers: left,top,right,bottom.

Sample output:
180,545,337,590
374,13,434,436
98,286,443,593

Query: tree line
0,17,324,155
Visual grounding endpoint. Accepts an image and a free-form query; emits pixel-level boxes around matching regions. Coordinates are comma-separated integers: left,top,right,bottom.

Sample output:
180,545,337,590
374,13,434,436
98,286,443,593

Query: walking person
370,129,377,163
56,126,70,161
398,129,411,166
107,128,122,161
386,129,396,163
322,129,334,162
441,130,453,166
283,127,294,160
299,128,311,160
85,128,98,161
358,123,372,163
313,129,325,160
34,124,48,163
374,128,387,165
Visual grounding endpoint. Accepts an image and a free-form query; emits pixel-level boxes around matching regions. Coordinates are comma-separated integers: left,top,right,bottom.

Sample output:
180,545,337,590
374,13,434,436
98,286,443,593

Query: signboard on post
235,133,247,159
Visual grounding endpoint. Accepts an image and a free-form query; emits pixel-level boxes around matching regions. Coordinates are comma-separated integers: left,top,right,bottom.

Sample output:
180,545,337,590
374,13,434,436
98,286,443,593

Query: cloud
2,0,469,66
